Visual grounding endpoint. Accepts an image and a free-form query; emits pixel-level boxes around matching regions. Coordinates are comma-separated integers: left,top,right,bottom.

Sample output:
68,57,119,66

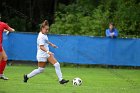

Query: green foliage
50,0,140,38
7,17,27,31
114,0,140,38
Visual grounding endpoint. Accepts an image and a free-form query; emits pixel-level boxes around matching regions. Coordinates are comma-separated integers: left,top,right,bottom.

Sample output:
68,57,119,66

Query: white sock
54,62,63,81
27,67,44,78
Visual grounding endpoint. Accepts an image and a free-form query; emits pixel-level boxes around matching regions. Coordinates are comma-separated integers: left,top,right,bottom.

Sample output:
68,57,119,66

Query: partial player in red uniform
0,21,15,80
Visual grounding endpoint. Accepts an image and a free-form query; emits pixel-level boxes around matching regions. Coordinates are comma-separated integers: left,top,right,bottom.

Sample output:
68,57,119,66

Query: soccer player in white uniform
24,20,69,84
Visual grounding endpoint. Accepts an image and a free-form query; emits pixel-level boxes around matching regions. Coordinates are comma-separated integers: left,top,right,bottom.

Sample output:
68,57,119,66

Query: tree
50,0,140,38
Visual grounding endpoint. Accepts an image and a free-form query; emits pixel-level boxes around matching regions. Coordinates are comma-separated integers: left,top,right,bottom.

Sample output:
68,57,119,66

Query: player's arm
6,27,15,32
3,24,15,35
114,29,118,37
47,41,58,48
40,45,54,55
3,22,15,32
106,29,111,37
110,30,118,38
4,27,15,35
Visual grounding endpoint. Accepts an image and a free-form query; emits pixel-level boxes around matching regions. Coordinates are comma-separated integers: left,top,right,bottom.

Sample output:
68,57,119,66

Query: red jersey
0,22,9,44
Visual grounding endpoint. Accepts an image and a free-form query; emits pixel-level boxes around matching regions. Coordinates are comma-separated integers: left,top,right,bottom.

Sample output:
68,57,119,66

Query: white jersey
37,32,49,57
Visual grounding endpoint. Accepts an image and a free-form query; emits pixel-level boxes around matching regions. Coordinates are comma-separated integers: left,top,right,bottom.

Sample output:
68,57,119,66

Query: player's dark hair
109,22,114,26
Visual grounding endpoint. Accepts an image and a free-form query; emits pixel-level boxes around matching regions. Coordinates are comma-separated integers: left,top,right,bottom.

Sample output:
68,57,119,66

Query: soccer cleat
23,74,29,83
59,79,69,84
0,75,9,80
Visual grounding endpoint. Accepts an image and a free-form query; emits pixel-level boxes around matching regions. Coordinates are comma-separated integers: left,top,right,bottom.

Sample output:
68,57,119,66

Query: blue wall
3,32,140,66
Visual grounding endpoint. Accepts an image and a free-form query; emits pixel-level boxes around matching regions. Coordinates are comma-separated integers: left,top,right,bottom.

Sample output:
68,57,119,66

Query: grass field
0,65,140,93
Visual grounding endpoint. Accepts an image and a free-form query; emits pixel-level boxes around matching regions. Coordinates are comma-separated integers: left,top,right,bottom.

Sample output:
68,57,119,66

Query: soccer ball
72,77,82,86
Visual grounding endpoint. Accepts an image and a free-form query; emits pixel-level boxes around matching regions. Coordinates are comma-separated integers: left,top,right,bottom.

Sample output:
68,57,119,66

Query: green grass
0,65,140,93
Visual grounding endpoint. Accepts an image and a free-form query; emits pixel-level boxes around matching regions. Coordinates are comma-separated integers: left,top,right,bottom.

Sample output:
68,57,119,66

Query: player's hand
52,44,58,48
110,32,115,36
12,28,15,31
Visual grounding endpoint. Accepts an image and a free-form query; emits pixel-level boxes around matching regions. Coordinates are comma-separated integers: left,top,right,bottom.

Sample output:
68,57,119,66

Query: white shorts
37,55,50,62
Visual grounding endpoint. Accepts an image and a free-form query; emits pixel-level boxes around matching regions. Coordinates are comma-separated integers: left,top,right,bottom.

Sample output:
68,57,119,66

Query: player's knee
54,62,60,67
38,67,45,73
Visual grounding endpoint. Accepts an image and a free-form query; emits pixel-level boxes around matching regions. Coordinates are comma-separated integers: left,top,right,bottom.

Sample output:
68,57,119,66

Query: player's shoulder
106,29,109,32
38,32,47,37
38,32,48,39
0,21,9,28
114,28,118,31
0,21,6,25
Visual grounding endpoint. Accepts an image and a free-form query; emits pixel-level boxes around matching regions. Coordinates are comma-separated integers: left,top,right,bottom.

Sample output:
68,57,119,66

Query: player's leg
47,55,69,84
0,54,2,61
0,44,2,61
0,49,3,79
0,48,8,80
23,58,46,83
27,62,46,78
